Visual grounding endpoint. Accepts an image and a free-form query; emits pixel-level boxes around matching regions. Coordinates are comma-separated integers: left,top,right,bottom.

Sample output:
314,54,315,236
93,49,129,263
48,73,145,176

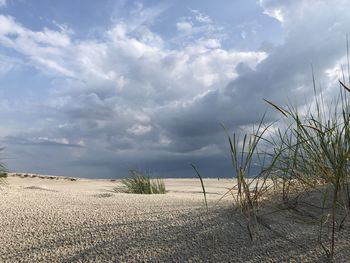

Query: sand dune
1,175,350,262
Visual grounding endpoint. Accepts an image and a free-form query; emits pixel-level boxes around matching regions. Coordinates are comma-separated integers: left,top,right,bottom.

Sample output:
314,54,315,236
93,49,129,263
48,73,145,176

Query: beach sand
1,174,350,262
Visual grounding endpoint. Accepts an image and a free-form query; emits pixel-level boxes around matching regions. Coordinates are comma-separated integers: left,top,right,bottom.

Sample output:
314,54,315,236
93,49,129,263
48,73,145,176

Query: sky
0,0,349,178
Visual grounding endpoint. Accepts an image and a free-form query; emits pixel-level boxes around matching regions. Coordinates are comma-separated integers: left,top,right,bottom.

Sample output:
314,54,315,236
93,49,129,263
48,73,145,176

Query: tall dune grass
193,115,274,240
221,116,274,240
265,77,350,257
196,50,350,258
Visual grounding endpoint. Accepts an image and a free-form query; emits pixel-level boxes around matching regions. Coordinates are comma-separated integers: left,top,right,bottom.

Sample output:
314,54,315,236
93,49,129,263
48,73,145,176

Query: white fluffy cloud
0,10,267,177
176,21,193,33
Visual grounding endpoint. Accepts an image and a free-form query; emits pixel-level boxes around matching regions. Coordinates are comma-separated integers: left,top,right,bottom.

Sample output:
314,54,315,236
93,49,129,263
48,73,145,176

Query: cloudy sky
0,0,348,178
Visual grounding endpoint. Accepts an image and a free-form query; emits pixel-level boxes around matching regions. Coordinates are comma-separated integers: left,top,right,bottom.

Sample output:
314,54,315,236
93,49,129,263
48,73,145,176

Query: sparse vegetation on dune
194,50,350,259
222,115,275,241
115,169,166,194
264,76,350,258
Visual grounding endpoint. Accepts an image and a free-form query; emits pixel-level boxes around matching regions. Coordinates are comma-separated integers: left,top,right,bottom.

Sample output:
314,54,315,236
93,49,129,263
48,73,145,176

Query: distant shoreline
6,172,238,181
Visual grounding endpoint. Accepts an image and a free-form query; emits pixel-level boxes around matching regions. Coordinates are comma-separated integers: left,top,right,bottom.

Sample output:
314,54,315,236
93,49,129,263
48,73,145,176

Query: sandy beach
1,174,350,262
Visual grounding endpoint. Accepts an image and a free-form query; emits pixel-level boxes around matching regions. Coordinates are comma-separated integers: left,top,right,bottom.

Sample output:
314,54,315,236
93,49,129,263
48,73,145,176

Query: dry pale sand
1,174,350,262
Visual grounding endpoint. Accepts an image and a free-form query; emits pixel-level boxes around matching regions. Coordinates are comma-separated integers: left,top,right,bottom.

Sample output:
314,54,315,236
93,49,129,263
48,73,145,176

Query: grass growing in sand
0,172,7,185
264,75,350,258
222,115,275,240
116,169,166,194
194,48,350,259
0,148,7,185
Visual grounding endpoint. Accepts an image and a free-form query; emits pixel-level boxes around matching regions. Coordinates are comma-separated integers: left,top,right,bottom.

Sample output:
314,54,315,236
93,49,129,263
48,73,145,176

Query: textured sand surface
1,175,350,262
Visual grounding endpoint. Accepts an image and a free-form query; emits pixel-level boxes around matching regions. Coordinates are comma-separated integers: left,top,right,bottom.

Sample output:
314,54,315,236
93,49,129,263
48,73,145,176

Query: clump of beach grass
0,149,7,185
116,169,166,194
221,115,275,240
193,114,274,240
264,69,350,258
0,172,7,185
208,74,350,255
195,47,350,258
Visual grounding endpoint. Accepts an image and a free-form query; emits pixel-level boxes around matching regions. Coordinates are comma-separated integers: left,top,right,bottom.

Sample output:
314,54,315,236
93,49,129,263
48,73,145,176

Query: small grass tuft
0,172,7,185
116,170,166,194
0,148,7,185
